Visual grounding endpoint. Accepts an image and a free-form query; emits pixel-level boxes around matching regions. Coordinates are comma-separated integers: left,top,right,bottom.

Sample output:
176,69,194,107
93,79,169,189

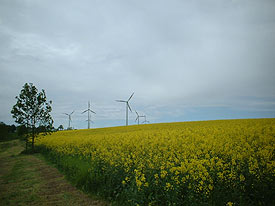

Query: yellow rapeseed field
36,119,275,205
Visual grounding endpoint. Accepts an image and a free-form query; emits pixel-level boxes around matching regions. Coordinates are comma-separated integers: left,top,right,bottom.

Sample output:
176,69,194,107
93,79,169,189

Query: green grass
0,141,18,153
38,149,131,205
0,139,107,206
0,141,42,205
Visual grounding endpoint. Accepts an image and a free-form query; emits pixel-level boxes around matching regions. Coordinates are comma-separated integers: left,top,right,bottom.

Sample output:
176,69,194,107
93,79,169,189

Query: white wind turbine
64,111,74,129
82,101,96,129
135,111,145,125
142,115,150,124
116,92,134,126
86,117,94,128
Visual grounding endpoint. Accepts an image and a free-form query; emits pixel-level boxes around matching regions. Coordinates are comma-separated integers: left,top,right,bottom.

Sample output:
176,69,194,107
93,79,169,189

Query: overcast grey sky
0,0,274,129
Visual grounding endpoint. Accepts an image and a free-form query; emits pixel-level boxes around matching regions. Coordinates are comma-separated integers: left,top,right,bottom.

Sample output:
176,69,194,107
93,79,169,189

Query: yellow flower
240,174,245,182
136,179,142,188
165,182,172,191
35,118,275,203
226,202,233,206
160,170,167,178
209,184,213,190
154,174,159,179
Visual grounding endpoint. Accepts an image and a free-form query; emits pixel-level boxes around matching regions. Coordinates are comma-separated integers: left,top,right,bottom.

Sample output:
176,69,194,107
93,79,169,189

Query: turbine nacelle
82,109,96,114
116,92,134,126
82,101,96,129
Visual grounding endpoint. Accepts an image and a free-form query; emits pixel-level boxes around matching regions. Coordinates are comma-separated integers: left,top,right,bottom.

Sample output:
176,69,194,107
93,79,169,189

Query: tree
8,125,16,133
11,83,53,151
17,125,29,139
0,122,18,141
0,122,9,141
58,125,64,131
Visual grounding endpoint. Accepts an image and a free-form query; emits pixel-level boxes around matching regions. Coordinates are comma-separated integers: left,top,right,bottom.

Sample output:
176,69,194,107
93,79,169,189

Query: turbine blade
63,113,69,115
135,116,138,121
70,111,74,115
82,110,88,114
127,103,132,112
128,92,134,101
135,110,139,116
116,100,126,102
91,110,96,114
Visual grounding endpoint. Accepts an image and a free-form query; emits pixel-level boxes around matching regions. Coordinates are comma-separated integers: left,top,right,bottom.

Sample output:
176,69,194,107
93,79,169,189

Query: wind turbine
116,92,134,126
82,101,96,129
142,115,150,124
135,111,145,125
64,111,74,129
86,117,94,128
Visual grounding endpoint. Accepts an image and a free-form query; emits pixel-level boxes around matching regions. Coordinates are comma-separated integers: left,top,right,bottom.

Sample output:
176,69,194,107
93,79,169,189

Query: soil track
0,140,108,206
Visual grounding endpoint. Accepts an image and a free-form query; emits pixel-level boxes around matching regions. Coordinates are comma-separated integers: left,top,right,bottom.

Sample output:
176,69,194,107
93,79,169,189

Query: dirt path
0,140,108,206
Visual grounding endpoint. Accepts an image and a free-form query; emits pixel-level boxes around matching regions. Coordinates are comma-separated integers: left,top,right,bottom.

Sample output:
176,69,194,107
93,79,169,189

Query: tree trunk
32,126,35,151
27,120,29,151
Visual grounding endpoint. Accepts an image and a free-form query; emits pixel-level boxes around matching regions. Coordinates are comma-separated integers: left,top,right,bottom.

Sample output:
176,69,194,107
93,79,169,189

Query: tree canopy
11,83,53,151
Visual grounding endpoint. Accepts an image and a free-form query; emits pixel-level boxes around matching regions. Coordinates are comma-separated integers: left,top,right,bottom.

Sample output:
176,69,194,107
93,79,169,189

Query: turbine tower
143,115,150,124
135,111,145,125
64,111,74,129
116,92,134,126
82,101,96,129
86,117,94,127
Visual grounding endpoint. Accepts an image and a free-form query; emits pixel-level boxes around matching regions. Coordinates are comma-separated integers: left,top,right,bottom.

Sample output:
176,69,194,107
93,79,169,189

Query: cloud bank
0,0,274,128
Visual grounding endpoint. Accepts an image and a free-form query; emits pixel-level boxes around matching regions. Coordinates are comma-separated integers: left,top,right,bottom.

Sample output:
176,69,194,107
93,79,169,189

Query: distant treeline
0,122,63,141
0,122,17,141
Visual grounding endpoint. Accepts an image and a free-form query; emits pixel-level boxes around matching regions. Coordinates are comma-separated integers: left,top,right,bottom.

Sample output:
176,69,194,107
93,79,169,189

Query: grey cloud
0,0,274,128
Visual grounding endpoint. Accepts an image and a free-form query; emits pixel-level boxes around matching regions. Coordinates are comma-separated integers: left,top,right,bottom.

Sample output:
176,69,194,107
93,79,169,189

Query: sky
0,0,274,129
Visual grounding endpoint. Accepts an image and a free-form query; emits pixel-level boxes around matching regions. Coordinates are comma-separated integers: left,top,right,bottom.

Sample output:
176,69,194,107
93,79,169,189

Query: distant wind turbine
142,115,150,124
135,111,145,125
82,101,96,129
116,92,134,126
86,118,94,127
64,111,74,129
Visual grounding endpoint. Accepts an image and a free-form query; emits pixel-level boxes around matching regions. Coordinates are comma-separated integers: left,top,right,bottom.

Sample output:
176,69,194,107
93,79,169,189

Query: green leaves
11,83,53,127
11,83,54,151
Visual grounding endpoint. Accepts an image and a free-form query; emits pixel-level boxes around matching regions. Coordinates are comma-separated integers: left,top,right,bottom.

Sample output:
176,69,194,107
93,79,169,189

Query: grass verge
0,139,108,206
